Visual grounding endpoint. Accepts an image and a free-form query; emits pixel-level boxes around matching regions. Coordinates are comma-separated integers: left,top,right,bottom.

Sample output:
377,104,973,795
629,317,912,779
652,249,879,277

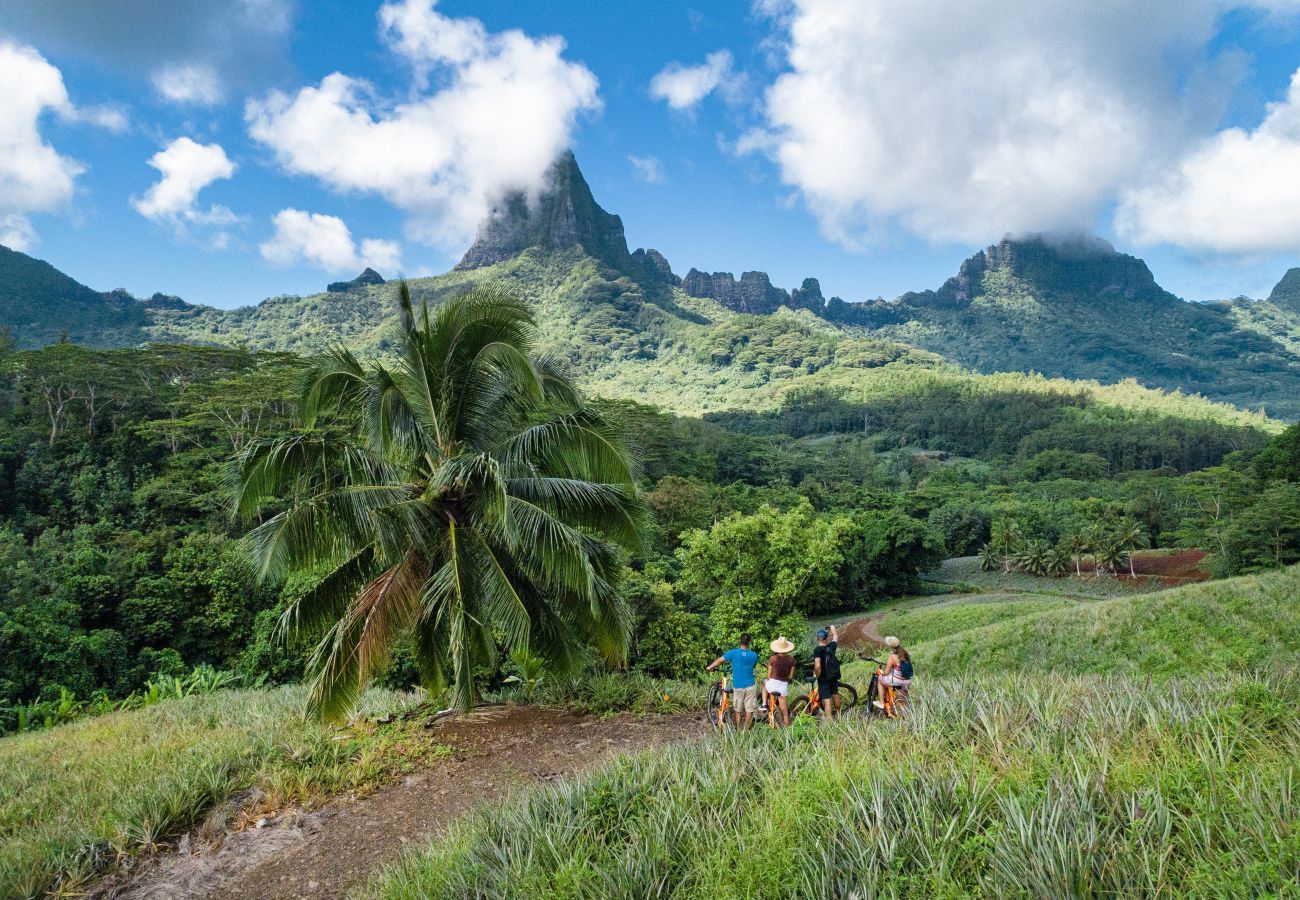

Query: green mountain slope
862,237,1300,416
0,245,176,348
3,152,1299,420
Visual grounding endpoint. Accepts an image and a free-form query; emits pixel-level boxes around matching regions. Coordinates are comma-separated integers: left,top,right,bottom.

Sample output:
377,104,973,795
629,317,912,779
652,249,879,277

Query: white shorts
764,678,789,696
879,672,911,688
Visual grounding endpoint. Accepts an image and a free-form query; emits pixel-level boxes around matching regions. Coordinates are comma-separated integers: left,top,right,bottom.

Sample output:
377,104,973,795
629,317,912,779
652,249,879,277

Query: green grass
876,594,1074,646
0,686,430,899
359,671,1300,899
910,565,1300,679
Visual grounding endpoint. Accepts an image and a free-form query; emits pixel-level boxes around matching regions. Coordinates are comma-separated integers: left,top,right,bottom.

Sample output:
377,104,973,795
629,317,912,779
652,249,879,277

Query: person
706,633,760,727
874,635,913,709
764,636,797,726
811,624,841,720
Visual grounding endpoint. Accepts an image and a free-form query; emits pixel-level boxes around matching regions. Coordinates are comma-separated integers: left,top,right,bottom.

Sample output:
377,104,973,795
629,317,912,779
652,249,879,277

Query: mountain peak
456,151,635,273
932,232,1167,306
327,267,386,293
1268,267,1300,313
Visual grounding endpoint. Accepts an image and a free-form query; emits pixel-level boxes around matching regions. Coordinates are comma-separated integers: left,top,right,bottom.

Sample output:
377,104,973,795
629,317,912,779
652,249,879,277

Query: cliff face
457,152,633,273
456,151,680,290
680,269,790,314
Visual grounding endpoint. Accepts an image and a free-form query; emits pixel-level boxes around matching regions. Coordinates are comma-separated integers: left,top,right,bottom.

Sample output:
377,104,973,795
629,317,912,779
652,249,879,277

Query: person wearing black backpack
812,624,842,720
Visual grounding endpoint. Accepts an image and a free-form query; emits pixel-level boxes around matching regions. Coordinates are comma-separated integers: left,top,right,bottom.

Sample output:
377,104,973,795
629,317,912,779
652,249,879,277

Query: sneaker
872,700,885,709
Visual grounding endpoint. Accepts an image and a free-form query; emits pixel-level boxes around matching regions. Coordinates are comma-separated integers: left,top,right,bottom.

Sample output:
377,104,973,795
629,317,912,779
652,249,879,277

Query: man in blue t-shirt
706,632,760,728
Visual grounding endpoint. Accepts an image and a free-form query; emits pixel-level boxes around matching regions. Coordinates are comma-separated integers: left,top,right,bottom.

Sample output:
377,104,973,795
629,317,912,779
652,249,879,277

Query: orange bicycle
706,673,733,728
789,675,858,719
865,659,910,718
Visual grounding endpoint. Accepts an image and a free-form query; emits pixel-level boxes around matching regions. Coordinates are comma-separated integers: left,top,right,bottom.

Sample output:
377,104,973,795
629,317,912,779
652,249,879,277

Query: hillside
3,154,1300,419
0,244,179,349
890,564,1300,678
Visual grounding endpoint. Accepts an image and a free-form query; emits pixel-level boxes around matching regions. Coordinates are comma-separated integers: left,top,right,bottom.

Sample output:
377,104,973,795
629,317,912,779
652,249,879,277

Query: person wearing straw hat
763,636,798,726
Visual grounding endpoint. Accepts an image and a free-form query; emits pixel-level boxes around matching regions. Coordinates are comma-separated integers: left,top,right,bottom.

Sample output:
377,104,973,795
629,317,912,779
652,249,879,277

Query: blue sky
2,1,1300,310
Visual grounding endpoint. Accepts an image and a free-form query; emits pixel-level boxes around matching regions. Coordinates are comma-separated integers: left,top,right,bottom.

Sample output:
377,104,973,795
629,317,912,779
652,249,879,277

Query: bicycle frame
874,666,908,718
716,673,730,727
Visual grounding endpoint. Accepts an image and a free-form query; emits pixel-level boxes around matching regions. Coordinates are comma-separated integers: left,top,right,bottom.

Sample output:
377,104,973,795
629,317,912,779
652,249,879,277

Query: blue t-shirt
723,647,759,689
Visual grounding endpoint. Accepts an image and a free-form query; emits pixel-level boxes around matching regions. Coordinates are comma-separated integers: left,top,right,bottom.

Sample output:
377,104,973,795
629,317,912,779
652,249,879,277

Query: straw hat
770,636,795,654
884,635,901,648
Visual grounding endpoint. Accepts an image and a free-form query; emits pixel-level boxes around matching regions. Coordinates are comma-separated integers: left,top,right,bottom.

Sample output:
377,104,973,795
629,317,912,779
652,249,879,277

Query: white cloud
152,63,224,106
260,208,402,273
650,50,736,110
628,154,666,183
747,0,1273,247
132,137,237,233
1117,67,1300,254
0,42,85,251
246,0,600,247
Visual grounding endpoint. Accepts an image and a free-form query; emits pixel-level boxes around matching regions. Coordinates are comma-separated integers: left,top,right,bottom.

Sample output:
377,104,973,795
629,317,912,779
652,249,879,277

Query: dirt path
98,706,701,900
839,609,890,650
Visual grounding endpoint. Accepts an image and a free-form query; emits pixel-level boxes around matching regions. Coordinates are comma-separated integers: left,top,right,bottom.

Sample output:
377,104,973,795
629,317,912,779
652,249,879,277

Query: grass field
896,565,1300,680
361,671,1300,899
0,686,430,899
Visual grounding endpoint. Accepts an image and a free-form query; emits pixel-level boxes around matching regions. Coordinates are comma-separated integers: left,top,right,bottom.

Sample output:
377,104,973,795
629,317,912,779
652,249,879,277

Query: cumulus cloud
246,0,600,247
132,137,238,240
747,0,1275,247
260,208,401,273
0,42,90,251
650,50,736,110
628,154,666,183
152,63,224,106
1117,67,1300,253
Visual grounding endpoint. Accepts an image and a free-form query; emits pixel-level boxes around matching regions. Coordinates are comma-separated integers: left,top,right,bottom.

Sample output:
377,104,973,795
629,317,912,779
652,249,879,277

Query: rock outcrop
327,268,386,293
919,235,1171,308
1268,268,1300,314
680,269,787,314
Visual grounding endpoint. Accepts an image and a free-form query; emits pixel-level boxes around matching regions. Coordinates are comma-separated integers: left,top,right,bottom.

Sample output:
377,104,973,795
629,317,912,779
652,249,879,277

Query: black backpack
820,645,841,682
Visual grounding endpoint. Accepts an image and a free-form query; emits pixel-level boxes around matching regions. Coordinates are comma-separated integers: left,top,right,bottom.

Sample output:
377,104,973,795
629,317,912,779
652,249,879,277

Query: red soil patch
1078,549,1209,585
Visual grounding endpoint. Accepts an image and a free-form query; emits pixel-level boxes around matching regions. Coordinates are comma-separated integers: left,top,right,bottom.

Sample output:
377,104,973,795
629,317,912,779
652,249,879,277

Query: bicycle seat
803,675,816,684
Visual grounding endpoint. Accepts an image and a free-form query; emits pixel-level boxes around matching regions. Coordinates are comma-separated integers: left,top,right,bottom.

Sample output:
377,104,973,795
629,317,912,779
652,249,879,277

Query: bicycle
789,675,858,719
763,684,792,728
863,657,910,719
706,673,733,728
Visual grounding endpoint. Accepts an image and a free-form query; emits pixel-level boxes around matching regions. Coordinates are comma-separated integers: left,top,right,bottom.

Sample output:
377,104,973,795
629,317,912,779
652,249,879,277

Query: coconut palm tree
233,283,643,721
991,519,1022,573
1116,518,1150,578
1062,528,1086,577
1095,535,1128,576
1015,538,1053,576
1082,521,1105,577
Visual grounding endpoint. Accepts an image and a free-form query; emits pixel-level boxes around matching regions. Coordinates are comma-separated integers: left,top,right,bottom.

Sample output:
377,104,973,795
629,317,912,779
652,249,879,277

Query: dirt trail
839,610,890,650
98,706,700,900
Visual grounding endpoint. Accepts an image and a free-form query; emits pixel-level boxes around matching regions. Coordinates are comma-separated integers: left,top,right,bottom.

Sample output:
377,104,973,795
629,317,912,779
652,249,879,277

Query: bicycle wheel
788,694,812,717
838,684,859,710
